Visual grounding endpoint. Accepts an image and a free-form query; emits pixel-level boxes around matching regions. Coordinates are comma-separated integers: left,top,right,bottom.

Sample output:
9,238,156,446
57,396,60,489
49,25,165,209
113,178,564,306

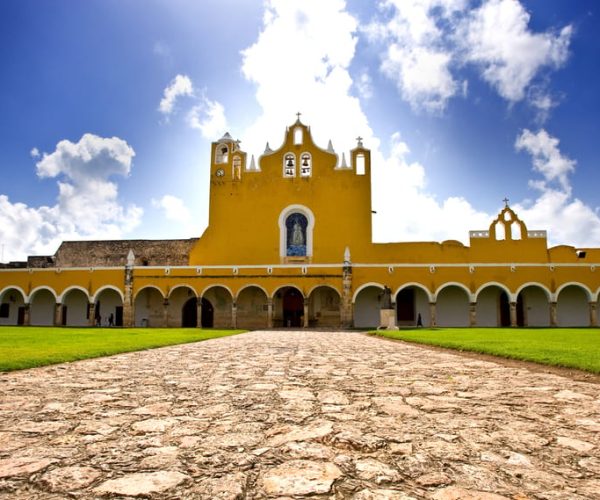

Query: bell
286,158,294,167
302,157,309,167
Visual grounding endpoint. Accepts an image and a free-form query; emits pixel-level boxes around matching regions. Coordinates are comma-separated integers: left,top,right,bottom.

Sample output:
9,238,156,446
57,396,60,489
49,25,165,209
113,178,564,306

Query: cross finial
503,197,509,207
356,136,363,147
296,112,301,121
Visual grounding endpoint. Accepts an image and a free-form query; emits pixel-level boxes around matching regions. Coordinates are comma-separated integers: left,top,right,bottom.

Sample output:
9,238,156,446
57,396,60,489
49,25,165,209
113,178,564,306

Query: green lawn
0,327,245,372
371,328,600,374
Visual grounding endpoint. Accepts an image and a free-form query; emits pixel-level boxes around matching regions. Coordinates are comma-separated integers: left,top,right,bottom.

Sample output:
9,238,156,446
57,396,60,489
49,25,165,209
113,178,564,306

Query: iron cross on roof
503,197,510,207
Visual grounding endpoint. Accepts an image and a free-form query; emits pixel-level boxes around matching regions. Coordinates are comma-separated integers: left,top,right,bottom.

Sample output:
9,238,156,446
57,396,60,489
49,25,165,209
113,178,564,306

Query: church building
1,117,600,329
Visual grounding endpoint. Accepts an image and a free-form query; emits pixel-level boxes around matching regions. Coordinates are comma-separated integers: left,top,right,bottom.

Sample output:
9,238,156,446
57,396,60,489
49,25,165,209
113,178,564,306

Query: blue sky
1,0,599,262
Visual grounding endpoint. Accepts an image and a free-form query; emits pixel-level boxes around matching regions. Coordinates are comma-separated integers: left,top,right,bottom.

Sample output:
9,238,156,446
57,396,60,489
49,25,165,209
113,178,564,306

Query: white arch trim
352,282,385,304
474,282,513,302
134,285,166,301
28,285,58,302
307,284,341,298
58,285,90,303
434,282,473,302
168,284,198,299
394,282,434,302
92,286,124,303
555,282,593,302
0,286,27,303
201,284,234,300
236,284,269,300
272,284,305,300
514,282,552,302
278,204,315,258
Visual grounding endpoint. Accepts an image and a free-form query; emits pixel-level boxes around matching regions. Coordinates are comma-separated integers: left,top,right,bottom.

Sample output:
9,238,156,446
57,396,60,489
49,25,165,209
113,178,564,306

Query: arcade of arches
2,119,600,330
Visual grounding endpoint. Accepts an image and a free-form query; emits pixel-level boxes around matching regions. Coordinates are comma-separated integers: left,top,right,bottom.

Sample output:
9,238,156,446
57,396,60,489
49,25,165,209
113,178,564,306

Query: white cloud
515,128,575,192
458,0,572,102
187,96,228,139
158,74,194,115
152,195,192,224
514,128,600,247
30,147,40,158
365,0,571,113
0,134,142,262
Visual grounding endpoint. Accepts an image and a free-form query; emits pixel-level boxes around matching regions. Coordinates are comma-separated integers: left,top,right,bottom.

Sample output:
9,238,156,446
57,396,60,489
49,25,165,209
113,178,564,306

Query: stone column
509,302,517,327
163,299,169,328
23,303,30,326
54,303,63,327
469,302,477,327
429,302,436,327
341,260,353,328
88,303,96,327
123,261,134,328
549,302,558,327
232,301,237,329
197,298,203,328
303,298,309,328
588,302,598,327
267,298,273,328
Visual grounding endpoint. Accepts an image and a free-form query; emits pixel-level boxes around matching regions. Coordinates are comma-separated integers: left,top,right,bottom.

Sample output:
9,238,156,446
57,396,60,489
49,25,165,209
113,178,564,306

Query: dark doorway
115,306,123,327
18,307,25,325
283,288,304,327
516,294,525,327
182,298,197,327
499,292,510,326
396,288,415,322
61,306,68,326
201,298,214,328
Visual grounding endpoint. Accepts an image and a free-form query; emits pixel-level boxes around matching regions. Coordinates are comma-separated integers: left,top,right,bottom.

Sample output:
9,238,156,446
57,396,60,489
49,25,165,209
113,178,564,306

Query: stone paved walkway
0,330,599,499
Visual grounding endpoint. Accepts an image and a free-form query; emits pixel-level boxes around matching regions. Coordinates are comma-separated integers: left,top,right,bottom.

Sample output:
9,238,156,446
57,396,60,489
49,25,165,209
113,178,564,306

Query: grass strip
370,328,600,374
0,327,245,372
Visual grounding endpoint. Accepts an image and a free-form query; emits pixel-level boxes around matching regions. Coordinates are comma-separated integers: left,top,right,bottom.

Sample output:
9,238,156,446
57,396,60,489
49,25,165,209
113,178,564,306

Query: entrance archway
353,284,383,328
395,285,430,327
134,287,164,327
62,288,90,326
436,284,470,327
308,286,341,327
182,297,197,327
516,285,550,326
94,288,123,326
201,297,214,327
557,285,589,326
0,288,26,326
30,288,56,326
237,286,268,329
202,286,233,328
274,286,304,327
168,286,196,327
475,285,511,327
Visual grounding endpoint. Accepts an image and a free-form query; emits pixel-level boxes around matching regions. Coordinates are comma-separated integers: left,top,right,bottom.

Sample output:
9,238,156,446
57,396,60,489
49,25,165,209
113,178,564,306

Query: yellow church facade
2,118,600,329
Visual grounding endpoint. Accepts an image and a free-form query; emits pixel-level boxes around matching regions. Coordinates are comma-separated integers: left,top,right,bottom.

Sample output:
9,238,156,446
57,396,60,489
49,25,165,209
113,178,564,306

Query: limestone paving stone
0,330,598,499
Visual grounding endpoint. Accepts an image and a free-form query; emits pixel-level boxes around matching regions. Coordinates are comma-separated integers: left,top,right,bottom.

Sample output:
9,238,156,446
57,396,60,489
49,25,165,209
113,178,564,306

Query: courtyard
0,330,598,498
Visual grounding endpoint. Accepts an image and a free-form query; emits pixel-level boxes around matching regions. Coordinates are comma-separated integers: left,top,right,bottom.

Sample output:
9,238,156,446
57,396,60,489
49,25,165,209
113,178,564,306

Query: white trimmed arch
201,284,234,300
236,284,269,300
272,284,305,299
92,285,124,303
433,282,473,302
474,282,513,302
134,285,165,301
278,204,315,258
168,284,198,299
555,282,593,302
58,285,90,303
394,282,433,302
28,285,58,302
307,284,341,298
0,285,27,303
352,282,384,304
515,282,552,301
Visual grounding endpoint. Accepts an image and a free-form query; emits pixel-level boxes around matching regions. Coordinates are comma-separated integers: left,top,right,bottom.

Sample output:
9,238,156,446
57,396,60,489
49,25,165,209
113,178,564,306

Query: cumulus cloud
158,74,194,115
0,134,142,262
514,129,600,247
30,147,40,158
458,0,572,103
365,0,464,112
187,95,228,139
364,0,572,113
